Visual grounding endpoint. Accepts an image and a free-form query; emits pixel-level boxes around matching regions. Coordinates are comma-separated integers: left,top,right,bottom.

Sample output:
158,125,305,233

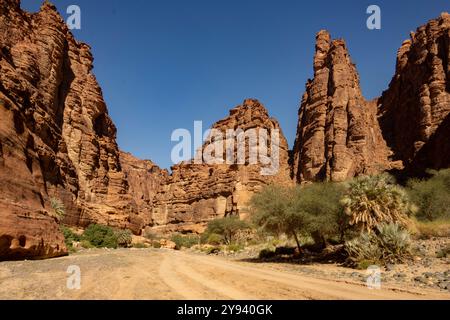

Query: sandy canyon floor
0,248,449,300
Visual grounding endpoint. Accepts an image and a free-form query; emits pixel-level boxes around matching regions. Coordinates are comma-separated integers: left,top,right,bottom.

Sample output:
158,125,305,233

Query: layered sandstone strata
150,99,293,234
292,31,394,183
379,12,450,174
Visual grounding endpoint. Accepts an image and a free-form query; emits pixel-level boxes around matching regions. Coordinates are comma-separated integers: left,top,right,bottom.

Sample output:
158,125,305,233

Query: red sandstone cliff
0,0,142,259
292,31,395,183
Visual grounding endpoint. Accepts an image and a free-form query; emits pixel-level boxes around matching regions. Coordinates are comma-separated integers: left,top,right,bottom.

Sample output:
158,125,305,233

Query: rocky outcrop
0,0,142,259
379,12,450,175
119,151,168,226
292,31,394,183
150,99,292,234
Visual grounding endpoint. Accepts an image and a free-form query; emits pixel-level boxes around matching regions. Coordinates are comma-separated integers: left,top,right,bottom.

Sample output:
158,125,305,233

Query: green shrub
82,224,118,249
115,229,133,248
80,240,94,249
203,216,250,245
171,234,199,249
201,233,222,245
407,169,450,221
376,223,411,259
341,174,415,233
61,226,80,249
345,223,411,267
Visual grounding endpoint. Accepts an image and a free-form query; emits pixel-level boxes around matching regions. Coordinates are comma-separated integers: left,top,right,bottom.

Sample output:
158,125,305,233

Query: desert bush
82,224,118,249
341,174,415,233
345,223,411,268
50,198,65,222
345,233,381,268
376,223,411,260
80,240,94,249
171,234,199,249
203,216,251,245
200,232,222,245
115,229,133,248
61,226,80,249
407,169,450,221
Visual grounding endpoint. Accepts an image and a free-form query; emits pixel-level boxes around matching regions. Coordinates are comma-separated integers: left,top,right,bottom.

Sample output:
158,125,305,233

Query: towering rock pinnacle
292,31,393,183
379,12,450,174
150,99,293,234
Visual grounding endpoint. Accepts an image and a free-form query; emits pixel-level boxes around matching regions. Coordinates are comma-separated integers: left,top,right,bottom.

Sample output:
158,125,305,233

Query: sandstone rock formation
0,0,141,259
292,31,394,183
119,151,168,226
149,99,292,234
379,12,450,175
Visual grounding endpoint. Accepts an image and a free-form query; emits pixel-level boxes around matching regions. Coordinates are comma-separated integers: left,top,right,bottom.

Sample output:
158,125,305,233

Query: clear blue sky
21,0,449,170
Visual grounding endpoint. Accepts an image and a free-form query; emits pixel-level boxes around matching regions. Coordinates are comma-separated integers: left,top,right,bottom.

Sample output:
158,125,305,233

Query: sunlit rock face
292,30,393,183
0,0,142,259
378,13,450,175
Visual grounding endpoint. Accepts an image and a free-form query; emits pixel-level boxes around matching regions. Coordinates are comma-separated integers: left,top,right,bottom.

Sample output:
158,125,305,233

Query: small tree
291,182,346,247
204,216,250,245
249,185,307,252
341,174,415,233
407,169,450,221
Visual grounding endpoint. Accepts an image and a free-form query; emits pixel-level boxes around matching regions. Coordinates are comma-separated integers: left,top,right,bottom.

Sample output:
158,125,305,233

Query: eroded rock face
0,0,141,259
379,13,450,175
119,151,168,226
292,31,394,183
150,99,292,235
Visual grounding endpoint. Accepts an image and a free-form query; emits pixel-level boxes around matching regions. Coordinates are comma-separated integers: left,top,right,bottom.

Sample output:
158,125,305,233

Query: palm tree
340,174,415,233
50,197,66,222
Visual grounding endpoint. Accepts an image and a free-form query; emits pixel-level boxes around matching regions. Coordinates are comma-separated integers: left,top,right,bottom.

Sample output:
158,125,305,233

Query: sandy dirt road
0,248,448,300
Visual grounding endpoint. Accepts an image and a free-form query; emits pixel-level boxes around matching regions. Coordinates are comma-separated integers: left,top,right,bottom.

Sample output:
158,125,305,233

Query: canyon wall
293,13,449,183
378,12,450,175
0,0,449,260
0,0,142,259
